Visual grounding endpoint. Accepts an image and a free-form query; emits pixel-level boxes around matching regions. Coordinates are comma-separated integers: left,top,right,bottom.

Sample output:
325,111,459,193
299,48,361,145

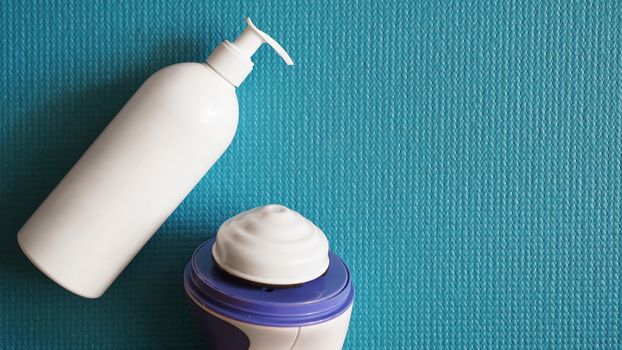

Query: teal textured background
0,0,620,348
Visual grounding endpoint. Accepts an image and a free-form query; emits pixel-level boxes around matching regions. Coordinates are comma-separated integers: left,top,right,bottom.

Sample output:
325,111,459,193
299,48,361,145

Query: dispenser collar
206,18,293,87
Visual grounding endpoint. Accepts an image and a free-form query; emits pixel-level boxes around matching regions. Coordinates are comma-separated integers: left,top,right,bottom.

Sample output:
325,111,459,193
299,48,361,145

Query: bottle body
184,239,354,350
17,63,239,298
188,300,352,350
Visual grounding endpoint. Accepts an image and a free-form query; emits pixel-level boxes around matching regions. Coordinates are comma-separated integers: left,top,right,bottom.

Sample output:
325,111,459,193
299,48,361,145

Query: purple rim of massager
183,239,354,327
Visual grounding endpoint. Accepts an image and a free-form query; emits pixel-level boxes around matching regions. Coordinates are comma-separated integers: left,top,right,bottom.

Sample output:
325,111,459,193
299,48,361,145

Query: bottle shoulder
129,63,239,135
141,63,238,110
153,63,236,92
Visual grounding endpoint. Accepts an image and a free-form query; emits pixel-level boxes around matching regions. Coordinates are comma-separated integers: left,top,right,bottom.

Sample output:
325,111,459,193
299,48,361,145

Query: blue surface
0,0,620,348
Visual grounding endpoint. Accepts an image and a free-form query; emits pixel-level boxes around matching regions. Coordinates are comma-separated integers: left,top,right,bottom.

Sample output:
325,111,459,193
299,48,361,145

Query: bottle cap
185,238,354,327
207,18,293,87
212,204,329,285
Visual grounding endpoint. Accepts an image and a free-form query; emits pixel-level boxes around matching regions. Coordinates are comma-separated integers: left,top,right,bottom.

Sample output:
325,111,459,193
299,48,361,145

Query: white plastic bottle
17,18,293,299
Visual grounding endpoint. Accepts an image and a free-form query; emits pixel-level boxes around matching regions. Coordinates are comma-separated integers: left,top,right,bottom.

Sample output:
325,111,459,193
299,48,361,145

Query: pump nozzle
206,17,294,87
234,18,294,65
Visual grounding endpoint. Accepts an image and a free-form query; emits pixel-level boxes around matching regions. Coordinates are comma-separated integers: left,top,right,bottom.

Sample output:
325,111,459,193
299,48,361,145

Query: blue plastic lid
184,239,354,327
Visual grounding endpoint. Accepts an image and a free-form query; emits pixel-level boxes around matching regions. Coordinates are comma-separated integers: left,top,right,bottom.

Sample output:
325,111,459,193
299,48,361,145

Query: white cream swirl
212,204,329,285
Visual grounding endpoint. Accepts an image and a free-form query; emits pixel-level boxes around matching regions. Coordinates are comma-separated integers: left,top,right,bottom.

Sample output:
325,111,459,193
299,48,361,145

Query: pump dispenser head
207,18,293,87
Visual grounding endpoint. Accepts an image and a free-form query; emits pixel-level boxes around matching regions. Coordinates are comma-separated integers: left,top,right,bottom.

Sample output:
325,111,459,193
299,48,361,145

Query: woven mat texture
0,1,620,348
